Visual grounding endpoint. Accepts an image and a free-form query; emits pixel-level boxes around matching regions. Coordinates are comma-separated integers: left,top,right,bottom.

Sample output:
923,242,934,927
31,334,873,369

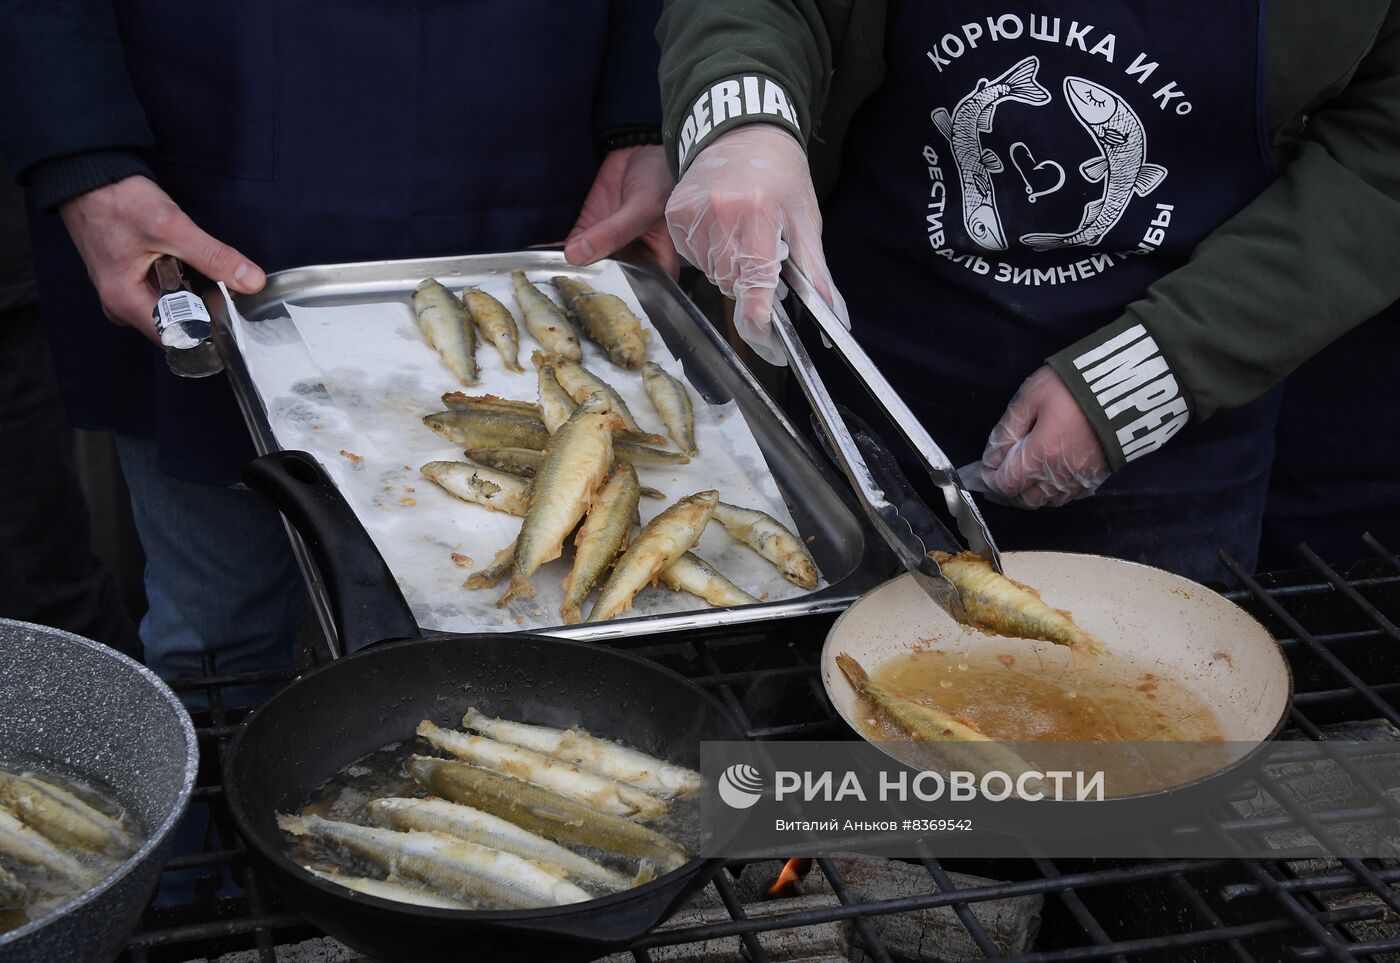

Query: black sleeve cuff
29,150,154,213
1046,318,1196,473
597,126,664,155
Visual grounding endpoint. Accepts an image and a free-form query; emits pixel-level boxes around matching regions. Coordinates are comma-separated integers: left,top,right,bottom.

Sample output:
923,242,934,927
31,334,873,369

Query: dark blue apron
1259,305,1400,570
30,1,614,486
820,1,1281,581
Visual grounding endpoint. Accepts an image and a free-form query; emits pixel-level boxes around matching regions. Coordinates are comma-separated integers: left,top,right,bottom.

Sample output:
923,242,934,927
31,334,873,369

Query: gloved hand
976,366,1111,509
60,175,266,345
664,125,848,365
565,145,680,278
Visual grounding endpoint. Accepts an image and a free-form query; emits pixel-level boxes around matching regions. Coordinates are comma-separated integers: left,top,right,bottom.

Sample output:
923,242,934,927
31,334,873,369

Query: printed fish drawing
932,55,1051,252
1021,77,1168,250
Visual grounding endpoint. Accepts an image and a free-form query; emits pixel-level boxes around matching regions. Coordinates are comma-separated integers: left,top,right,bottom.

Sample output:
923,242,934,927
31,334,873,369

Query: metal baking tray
202,250,891,647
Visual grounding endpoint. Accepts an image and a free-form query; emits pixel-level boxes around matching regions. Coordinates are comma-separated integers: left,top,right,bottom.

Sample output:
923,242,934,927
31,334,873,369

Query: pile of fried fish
410,271,819,623
279,710,704,910
0,769,139,930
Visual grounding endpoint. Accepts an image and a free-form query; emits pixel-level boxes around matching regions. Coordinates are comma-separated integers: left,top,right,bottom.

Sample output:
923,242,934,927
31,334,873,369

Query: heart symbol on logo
1009,142,1065,203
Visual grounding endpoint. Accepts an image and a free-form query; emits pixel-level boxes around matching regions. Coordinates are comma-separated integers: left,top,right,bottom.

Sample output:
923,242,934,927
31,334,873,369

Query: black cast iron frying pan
223,451,744,962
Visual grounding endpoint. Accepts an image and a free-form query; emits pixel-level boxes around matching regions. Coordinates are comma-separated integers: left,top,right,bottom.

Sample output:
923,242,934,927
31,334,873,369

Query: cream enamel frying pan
775,266,1291,798
821,551,1293,798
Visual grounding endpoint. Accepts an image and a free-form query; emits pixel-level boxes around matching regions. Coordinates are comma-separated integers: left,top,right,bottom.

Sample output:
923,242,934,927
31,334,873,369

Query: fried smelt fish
545,354,663,444
561,464,641,624
642,362,697,456
659,552,757,607
0,808,95,883
711,501,818,589
0,771,135,856
461,287,523,373
413,279,476,385
498,449,663,496
589,491,718,622
511,269,581,361
502,396,622,604
407,756,688,869
534,358,579,433
422,409,549,451
836,654,990,742
0,864,25,910
576,291,649,369
552,276,650,369
466,539,517,590
835,654,1043,793
930,551,1109,657
368,797,632,890
306,867,471,909
614,440,690,468
278,813,587,908
421,461,530,516
550,276,594,309
465,448,542,478
441,392,540,417
462,708,704,799
417,722,667,819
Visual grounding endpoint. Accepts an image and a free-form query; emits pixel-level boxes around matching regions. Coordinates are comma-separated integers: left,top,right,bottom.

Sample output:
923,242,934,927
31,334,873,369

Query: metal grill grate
120,535,1400,963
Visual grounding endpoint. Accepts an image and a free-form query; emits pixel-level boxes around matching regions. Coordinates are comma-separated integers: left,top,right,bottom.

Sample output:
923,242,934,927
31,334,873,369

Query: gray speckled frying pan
0,618,197,963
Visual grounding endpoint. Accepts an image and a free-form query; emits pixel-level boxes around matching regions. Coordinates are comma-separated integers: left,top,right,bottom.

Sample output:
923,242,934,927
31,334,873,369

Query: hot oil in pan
863,649,1231,795
0,768,144,935
872,648,1223,741
288,740,421,883
285,730,707,907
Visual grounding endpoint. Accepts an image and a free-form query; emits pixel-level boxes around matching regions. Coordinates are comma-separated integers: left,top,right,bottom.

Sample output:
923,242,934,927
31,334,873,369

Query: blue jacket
0,0,662,484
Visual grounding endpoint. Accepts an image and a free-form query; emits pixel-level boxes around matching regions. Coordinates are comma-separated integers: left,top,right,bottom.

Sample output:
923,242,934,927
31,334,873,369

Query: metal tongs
772,263,1003,621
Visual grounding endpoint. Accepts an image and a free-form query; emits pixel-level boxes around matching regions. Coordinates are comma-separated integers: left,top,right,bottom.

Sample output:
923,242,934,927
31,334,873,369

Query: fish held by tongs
930,551,1109,657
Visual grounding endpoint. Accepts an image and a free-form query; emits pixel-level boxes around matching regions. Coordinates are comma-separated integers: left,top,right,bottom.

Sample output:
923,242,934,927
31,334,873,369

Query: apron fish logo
1021,77,1168,250
932,56,1051,251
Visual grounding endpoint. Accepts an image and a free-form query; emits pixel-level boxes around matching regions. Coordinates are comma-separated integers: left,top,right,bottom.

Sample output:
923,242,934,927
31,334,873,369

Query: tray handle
244,451,422,656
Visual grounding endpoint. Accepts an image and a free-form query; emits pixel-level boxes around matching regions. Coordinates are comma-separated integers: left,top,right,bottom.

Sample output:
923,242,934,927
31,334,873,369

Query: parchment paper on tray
224,260,822,634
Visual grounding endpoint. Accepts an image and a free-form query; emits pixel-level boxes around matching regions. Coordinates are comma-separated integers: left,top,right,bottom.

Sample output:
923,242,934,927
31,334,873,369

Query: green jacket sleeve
1049,3,1400,472
657,0,835,175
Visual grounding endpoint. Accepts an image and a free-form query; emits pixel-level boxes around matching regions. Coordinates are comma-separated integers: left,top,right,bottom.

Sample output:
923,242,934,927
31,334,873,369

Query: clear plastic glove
59,175,265,345
565,145,680,278
976,366,1111,509
664,125,848,365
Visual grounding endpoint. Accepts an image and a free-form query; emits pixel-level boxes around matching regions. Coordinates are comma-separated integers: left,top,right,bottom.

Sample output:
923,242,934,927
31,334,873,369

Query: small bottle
149,255,223,378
